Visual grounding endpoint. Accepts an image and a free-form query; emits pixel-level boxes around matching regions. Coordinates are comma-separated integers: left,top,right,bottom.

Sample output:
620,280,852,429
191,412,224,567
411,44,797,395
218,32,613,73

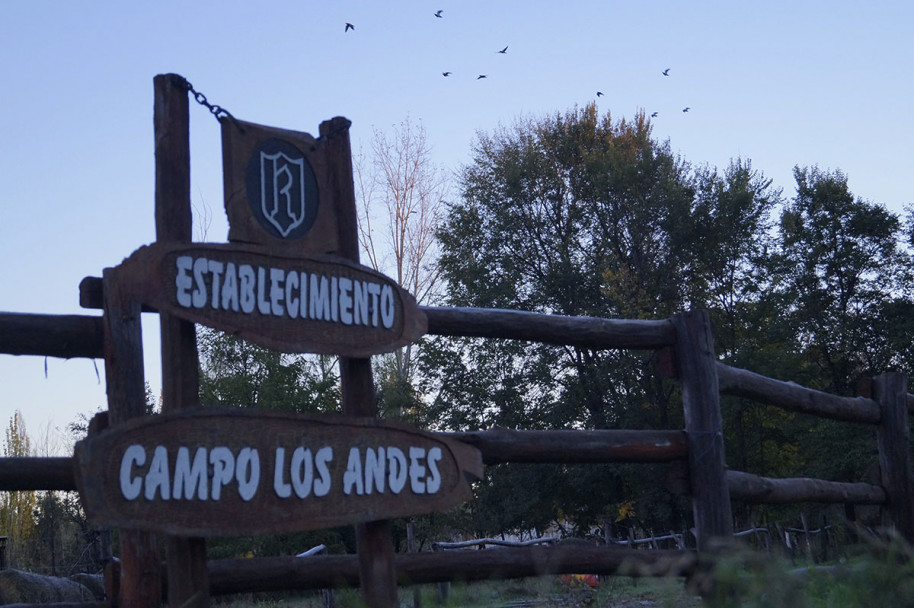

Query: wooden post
102,268,161,607
154,72,210,608
873,372,914,542
321,116,399,607
672,309,733,551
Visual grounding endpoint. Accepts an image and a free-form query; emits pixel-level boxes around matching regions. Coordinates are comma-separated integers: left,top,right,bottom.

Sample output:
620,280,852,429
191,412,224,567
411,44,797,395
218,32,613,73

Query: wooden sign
222,119,340,255
114,242,427,357
73,408,483,537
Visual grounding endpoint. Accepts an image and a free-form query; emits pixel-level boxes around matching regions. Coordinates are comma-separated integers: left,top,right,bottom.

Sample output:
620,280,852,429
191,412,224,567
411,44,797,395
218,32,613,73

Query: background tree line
9,103,911,568
197,103,914,551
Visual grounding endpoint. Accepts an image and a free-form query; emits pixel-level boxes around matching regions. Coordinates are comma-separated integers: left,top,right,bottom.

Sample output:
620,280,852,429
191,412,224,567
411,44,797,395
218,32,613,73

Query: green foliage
198,328,339,413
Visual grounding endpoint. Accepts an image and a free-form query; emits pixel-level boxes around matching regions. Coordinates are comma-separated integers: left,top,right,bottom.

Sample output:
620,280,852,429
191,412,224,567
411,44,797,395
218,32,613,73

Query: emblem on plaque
245,138,319,240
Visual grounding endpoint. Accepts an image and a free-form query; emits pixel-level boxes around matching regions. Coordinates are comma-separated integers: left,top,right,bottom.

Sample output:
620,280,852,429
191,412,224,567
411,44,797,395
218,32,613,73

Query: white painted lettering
119,444,146,501
380,285,395,329
290,447,314,498
174,446,208,500
236,447,260,501
208,260,225,309
409,446,427,494
367,282,382,327
209,447,235,500
175,256,193,308
387,447,407,494
273,447,292,498
269,268,285,316
353,280,369,326
339,277,353,325
239,265,256,313
426,447,443,494
343,447,364,495
192,257,208,309
285,270,299,319
313,447,333,497
222,263,239,311
309,274,330,320
365,447,385,494
257,267,271,315
144,446,171,501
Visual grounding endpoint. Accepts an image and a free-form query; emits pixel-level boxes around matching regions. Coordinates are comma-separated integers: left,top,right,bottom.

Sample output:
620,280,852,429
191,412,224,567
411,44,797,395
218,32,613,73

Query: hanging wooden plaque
74,408,483,537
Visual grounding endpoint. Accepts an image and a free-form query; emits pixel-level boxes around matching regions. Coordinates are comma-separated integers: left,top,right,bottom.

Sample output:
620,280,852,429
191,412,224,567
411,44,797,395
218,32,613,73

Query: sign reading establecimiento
114,242,427,357
74,408,483,537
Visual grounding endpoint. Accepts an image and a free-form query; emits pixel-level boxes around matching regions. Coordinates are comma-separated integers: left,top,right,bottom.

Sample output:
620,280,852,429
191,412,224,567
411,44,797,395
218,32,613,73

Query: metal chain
183,79,245,132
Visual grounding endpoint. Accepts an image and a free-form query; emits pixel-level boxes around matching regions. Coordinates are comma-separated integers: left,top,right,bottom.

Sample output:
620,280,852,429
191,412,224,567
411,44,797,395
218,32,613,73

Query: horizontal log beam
0,457,77,491
422,306,675,350
0,312,103,359
727,470,886,505
716,363,881,424
208,545,698,595
81,277,676,350
441,428,688,464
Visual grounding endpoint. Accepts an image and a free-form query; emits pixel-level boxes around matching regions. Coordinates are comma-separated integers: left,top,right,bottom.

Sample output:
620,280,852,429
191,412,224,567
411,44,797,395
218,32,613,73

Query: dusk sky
1,1,911,447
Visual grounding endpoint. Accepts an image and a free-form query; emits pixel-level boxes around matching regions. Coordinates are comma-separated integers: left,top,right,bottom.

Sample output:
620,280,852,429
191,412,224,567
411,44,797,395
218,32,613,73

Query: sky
1,1,912,450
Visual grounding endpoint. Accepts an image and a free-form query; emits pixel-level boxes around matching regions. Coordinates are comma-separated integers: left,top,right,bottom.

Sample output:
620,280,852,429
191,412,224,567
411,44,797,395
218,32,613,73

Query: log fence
2,303,913,604
2,75,913,607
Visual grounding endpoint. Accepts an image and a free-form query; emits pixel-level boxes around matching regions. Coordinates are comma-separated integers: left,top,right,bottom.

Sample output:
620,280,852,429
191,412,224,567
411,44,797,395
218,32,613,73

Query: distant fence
2,303,913,605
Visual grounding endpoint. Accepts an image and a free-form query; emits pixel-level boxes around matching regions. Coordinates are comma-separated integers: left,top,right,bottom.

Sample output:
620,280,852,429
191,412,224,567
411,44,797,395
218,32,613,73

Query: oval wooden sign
114,242,427,357
74,408,483,537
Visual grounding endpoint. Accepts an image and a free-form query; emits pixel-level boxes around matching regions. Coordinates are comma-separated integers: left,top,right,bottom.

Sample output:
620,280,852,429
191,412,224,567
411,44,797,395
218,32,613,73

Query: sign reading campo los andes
75,409,483,537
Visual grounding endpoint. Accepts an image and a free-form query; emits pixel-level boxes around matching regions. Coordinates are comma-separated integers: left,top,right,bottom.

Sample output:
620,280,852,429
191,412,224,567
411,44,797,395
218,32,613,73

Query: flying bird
596,91,604,97
662,68,670,76
442,72,452,77
477,74,487,79
434,10,443,17
682,107,690,112
345,22,354,32
498,46,508,54
651,111,658,117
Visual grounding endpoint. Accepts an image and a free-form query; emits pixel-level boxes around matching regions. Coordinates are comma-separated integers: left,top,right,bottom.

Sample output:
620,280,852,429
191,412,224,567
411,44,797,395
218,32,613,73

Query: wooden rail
727,470,886,505
0,312,103,359
716,362,881,424
206,545,698,595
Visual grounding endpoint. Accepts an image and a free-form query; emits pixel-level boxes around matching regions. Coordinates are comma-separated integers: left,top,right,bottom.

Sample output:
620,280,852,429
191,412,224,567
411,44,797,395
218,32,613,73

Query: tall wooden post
321,117,399,607
673,309,733,551
154,72,210,607
102,268,161,607
873,372,914,542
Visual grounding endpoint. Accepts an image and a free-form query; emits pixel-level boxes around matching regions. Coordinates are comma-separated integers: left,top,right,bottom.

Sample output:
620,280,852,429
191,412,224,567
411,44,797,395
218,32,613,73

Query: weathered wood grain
673,310,733,550
727,470,885,505
717,362,881,424
874,373,914,542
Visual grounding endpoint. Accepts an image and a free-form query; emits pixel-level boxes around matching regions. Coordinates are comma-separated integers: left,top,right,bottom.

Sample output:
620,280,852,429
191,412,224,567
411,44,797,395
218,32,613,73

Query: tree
424,104,780,535
197,329,339,414
1,411,37,566
355,117,451,421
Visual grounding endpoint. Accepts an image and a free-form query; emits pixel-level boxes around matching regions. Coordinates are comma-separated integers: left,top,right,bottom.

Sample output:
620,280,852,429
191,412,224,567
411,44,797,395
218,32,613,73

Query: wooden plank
153,72,209,608
673,310,733,550
874,373,914,542
111,242,426,357
717,362,881,424
73,408,483,537
321,116,399,608
0,312,104,358
100,268,162,608
0,457,76,491
207,546,698,595
423,306,675,350
443,428,688,464
727,470,885,505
